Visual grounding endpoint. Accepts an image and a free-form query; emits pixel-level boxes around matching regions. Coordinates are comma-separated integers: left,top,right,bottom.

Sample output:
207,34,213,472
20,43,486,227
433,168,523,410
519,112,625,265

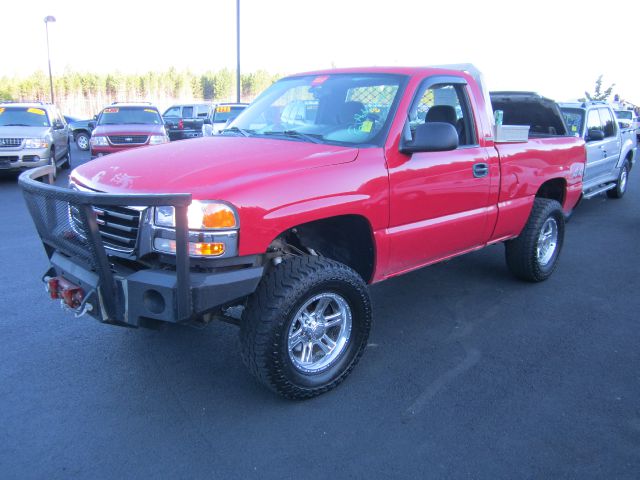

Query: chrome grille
0,138,23,148
108,135,148,145
69,184,144,253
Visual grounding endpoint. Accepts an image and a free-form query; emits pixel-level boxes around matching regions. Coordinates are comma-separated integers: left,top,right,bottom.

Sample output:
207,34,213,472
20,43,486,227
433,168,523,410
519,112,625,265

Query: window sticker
216,106,231,113
360,120,373,133
311,75,329,86
571,125,577,132
103,108,119,113
27,108,45,115
0,108,4,114
144,109,156,113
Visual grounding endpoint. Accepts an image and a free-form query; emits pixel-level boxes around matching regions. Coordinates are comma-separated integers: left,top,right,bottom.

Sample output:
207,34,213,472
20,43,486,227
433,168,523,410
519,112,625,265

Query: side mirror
400,122,459,154
203,118,212,125
93,115,98,121
586,128,605,142
52,121,64,130
88,121,96,130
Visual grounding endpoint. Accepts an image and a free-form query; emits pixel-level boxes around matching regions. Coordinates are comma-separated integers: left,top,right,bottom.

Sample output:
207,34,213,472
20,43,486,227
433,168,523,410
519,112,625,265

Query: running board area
583,182,616,199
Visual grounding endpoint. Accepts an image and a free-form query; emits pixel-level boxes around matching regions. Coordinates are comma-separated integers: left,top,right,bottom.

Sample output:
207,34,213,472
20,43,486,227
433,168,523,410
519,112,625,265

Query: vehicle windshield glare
98,107,162,125
561,108,585,136
228,73,406,146
615,110,633,120
213,106,246,124
0,107,51,127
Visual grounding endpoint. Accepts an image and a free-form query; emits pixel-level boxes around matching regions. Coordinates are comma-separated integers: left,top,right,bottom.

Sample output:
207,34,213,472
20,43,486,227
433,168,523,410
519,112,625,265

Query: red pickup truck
20,65,586,399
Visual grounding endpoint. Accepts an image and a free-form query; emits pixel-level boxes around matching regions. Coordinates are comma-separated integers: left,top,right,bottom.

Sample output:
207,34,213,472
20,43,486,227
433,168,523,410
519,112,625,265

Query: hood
92,124,166,136
72,136,359,197
0,126,51,138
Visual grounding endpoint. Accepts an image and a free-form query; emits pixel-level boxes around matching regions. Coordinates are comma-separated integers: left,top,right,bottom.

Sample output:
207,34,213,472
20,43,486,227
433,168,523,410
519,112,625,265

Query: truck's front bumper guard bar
19,166,196,325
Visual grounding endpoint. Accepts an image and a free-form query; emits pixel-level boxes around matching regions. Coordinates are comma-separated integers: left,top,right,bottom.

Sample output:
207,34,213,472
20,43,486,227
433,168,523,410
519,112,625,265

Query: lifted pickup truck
20,65,586,399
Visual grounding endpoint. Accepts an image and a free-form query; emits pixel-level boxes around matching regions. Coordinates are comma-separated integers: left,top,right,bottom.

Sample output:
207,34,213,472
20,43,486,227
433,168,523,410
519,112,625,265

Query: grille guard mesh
19,166,193,322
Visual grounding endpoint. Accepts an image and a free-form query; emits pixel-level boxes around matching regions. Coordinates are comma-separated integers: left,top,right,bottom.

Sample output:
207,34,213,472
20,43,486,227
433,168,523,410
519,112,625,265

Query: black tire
240,255,371,399
505,198,565,282
49,148,57,180
75,132,90,151
60,143,71,169
606,160,629,199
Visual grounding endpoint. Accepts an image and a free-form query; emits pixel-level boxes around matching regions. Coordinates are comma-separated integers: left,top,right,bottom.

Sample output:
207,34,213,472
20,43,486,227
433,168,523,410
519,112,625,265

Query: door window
409,83,476,146
586,109,603,135
163,106,181,117
598,108,617,138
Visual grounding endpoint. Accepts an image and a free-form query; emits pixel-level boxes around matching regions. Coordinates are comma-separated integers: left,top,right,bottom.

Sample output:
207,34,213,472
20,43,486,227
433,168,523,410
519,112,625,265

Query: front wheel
240,255,371,399
49,149,57,181
75,132,90,151
607,160,629,199
505,198,565,282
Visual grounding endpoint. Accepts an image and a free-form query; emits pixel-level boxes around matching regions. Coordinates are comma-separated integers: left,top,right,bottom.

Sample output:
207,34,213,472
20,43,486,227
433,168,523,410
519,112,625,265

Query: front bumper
167,129,202,141
48,251,263,327
19,165,263,328
0,147,50,172
91,144,148,158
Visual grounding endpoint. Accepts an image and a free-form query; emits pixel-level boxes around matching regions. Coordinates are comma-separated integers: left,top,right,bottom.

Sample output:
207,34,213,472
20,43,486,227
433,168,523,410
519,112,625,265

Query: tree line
0,68,281,117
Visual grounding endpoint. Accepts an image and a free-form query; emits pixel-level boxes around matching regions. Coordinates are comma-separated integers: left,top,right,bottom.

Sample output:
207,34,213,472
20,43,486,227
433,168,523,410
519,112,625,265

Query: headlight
24,138,49,149
154,201,237,230
90,136,108,146
149,135,169,145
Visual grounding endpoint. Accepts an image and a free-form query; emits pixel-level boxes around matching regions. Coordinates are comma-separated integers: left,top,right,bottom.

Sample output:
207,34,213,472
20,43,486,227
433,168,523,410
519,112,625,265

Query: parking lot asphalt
1,144,639,479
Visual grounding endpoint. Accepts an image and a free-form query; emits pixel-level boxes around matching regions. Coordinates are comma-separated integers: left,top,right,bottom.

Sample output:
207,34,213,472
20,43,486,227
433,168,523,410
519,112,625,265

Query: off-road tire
505,198,565,282
606,160,629,199
240,255,371,400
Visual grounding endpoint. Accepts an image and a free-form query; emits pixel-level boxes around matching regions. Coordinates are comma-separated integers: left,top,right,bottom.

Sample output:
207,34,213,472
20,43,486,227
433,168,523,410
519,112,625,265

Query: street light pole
44,15,56,104
236,0,240,103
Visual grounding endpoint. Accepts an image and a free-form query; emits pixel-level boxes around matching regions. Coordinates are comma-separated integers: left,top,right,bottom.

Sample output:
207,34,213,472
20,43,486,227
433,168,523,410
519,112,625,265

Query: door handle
473,163,489,178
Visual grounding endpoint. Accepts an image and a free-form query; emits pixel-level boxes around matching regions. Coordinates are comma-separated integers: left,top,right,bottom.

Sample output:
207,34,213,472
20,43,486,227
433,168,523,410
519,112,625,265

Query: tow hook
44,276,94,317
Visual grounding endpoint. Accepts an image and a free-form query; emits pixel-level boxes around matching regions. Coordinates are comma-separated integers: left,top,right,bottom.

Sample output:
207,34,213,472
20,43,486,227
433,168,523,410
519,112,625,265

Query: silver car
0,102,70,179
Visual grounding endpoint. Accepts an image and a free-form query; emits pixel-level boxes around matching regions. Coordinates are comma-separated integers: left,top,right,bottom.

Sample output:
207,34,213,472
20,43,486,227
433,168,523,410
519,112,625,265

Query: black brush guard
20,167,263,327
19,166,193,326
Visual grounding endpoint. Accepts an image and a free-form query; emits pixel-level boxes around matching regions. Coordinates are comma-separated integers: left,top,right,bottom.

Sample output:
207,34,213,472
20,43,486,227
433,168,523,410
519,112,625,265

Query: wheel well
536,178,566,206
625,150,633,171
271,215,375,283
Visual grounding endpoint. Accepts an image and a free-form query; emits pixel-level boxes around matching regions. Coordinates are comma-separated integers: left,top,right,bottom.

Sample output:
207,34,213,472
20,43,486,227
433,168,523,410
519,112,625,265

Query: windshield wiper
262,130,323,144
3,123,30,127
221,126,252,137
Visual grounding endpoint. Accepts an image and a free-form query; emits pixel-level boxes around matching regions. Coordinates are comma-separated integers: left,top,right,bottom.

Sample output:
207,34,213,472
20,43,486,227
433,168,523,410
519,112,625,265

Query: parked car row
163,103,248,141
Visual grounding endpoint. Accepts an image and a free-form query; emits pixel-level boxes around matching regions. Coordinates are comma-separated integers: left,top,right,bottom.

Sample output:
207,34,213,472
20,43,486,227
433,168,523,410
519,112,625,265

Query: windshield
615,110,633,120
560,108,584,136
228,73,407,147
0,106,51,127
213,106,246,123
98,106,162,125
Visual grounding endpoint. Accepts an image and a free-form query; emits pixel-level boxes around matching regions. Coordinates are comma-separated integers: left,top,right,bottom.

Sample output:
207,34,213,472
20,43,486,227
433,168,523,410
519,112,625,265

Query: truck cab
560,101,636,199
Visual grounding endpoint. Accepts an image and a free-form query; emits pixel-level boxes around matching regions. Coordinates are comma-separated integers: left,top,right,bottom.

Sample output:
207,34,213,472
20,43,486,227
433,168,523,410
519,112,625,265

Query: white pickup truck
560,101,637,199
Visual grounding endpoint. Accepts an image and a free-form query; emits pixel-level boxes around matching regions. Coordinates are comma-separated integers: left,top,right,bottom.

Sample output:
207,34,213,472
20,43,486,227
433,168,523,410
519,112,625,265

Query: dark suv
90,103,168,158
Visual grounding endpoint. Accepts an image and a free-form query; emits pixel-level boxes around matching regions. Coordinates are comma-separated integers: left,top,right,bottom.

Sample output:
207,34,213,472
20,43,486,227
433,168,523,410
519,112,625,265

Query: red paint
72,67,586,284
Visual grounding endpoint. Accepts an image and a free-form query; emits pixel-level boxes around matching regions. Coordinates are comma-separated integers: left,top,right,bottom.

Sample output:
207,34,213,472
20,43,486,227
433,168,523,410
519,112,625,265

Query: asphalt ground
1,143,639,479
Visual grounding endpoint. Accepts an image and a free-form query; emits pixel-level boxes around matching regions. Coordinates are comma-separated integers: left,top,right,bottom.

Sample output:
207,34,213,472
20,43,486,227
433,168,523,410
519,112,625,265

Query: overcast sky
3,0,639,104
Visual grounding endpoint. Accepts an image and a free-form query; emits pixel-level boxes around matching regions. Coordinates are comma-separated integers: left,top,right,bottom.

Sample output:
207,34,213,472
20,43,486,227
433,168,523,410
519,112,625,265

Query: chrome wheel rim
287,292,352,373
536,217,558,266
77,135,88,150
620,168,628,193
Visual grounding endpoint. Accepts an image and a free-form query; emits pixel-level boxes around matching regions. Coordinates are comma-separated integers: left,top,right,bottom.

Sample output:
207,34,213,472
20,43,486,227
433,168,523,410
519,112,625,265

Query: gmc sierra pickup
20,65,586,399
